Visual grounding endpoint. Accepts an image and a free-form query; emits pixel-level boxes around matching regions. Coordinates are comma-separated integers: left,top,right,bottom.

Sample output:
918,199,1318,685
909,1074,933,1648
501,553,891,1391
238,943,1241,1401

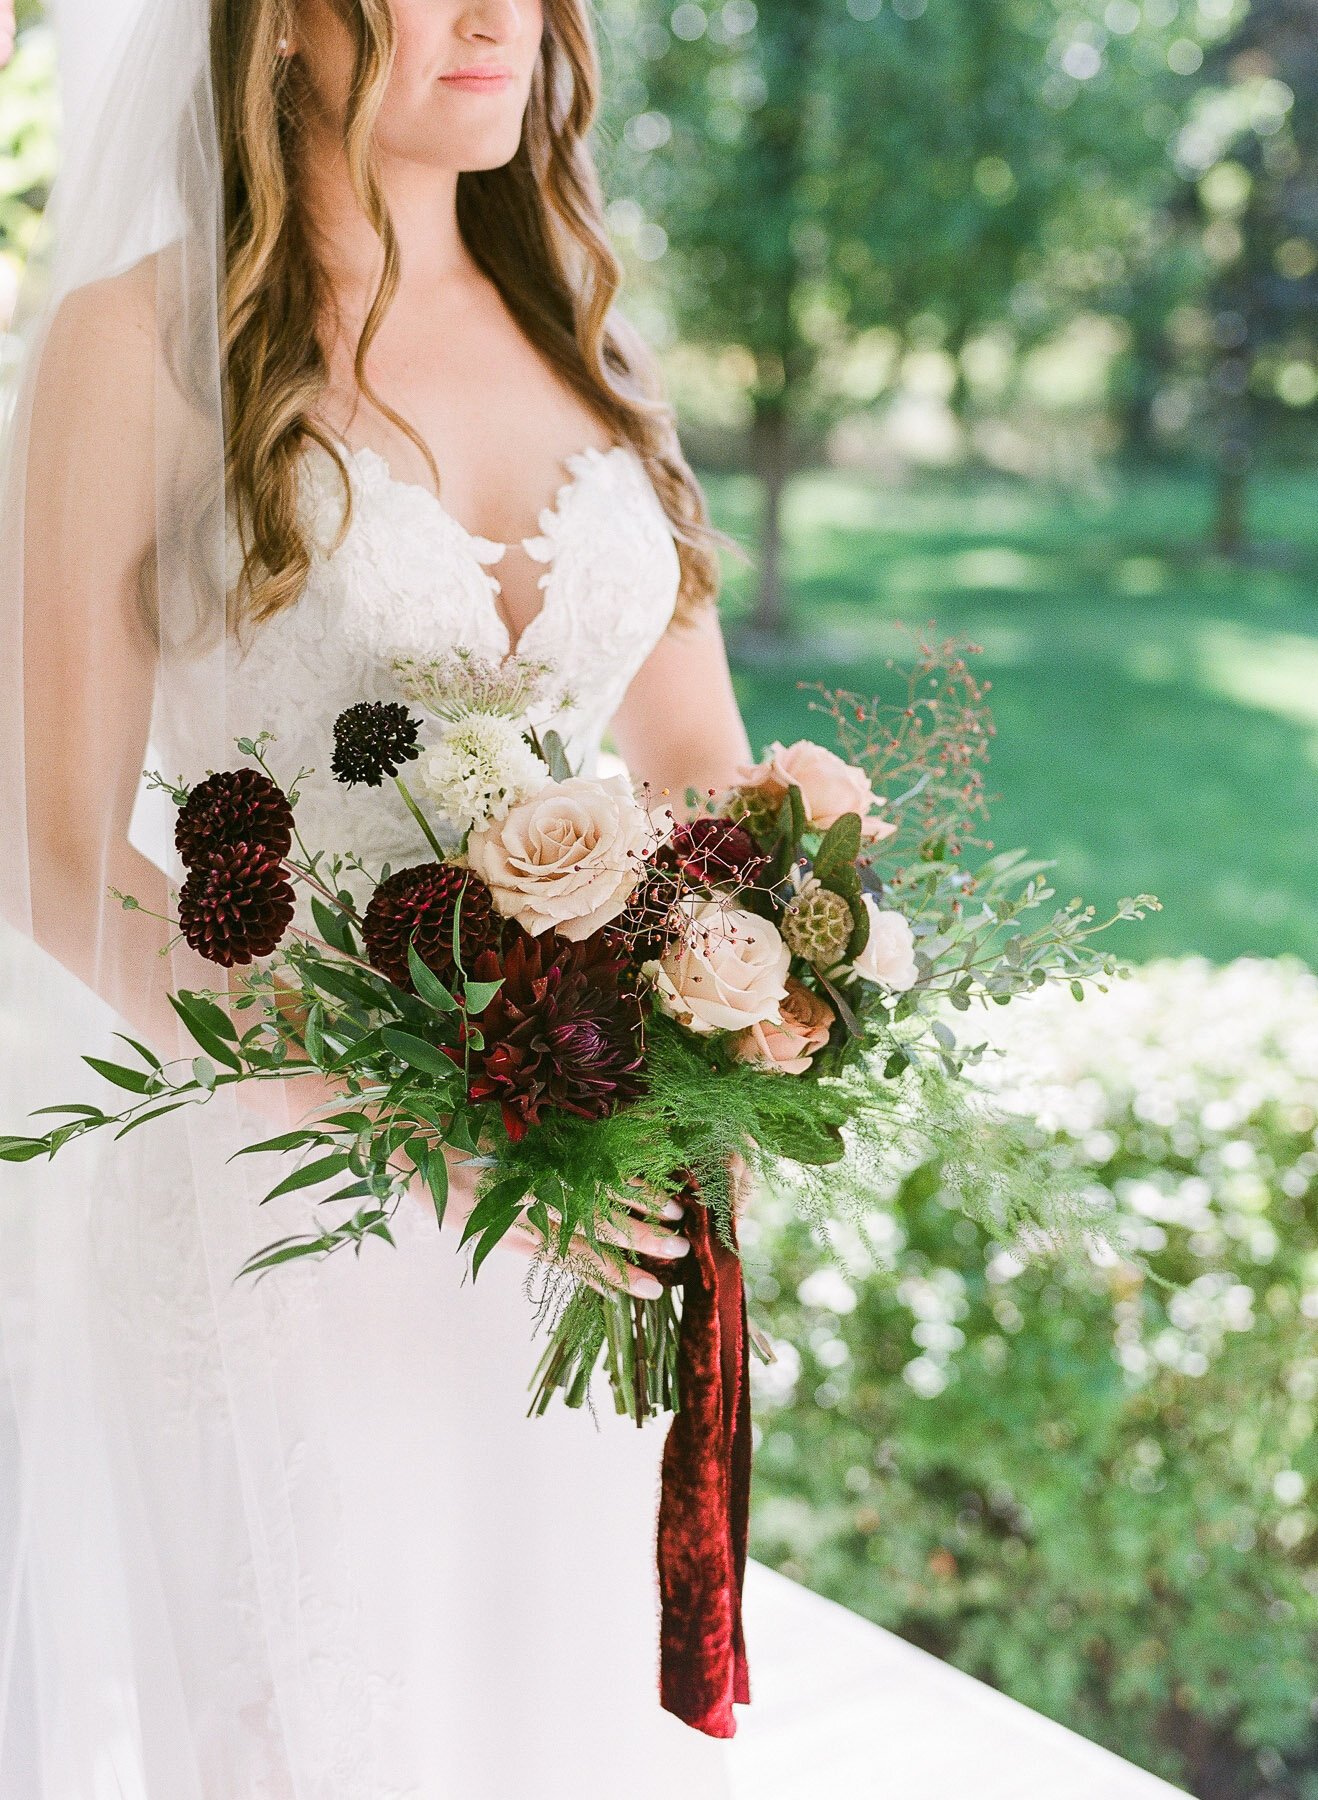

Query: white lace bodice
227,437,681,882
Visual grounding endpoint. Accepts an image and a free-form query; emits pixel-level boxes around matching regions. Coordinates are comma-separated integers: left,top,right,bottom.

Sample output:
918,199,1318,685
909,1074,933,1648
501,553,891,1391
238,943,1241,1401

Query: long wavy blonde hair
212,0,723,633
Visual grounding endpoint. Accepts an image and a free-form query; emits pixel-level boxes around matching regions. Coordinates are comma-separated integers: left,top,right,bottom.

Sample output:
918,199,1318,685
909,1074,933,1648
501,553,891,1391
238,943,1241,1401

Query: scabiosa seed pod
725,784,783,844
664,816,769,888
781,880,853,969
331,701,422,788
174,769,294,868
362,863,500,991
177,842,296,967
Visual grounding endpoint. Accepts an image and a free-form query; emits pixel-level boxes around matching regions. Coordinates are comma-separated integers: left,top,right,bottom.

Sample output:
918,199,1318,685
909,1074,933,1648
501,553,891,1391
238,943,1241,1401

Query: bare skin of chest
321,266,614,643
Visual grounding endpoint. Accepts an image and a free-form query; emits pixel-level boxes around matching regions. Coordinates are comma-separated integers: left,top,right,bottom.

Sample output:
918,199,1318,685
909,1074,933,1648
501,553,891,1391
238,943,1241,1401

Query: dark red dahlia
466,933,645,1141
175,769,294,868
663,816,768,889
362,863,500,991
177,842,295,967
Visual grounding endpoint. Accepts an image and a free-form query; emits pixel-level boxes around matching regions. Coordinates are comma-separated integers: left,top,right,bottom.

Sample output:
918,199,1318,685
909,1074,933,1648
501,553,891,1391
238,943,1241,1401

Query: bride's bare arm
608,608,752,811
23,272,181,1047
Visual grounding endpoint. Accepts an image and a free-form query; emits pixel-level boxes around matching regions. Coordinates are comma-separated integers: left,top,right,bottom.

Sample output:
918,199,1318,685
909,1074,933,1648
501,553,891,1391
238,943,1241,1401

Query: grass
705,463,1318,965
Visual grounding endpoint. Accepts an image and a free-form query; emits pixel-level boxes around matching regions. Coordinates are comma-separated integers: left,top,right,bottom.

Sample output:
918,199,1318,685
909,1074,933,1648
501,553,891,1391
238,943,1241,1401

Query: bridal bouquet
2,633,1156,1735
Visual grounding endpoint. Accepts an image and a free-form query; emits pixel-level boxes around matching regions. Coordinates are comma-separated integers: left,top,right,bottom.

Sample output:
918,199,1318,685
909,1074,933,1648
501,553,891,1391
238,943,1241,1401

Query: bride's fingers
595,1209,689,1261
623,1177,686,1223
508,1217,664,1300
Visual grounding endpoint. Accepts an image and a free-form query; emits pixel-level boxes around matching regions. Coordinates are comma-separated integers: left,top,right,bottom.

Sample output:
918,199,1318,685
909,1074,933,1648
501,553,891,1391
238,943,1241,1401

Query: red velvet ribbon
655,1194,752,1738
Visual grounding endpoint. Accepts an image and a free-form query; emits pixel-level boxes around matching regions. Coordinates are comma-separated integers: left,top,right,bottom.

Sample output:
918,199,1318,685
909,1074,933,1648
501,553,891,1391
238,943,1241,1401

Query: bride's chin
389,125,526,177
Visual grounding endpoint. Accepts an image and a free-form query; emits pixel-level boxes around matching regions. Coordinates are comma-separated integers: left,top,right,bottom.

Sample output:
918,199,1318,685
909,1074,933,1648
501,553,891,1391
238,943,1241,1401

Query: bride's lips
439,64,515,93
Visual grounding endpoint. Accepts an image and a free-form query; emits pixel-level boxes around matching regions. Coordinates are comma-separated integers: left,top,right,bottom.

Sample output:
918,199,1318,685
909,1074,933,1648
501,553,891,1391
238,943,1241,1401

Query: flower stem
394,776,447,861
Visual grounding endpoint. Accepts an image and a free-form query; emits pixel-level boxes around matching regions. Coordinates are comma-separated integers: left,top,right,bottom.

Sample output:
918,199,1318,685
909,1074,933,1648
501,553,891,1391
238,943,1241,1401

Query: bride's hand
437,1169,689,1301
0,5,14,68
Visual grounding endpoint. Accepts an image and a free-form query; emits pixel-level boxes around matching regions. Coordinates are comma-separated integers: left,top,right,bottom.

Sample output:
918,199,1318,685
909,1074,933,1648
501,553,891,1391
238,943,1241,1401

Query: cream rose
850,897,919,991
653,895,790,1035
735,740,896,842
732,977,835,1075
466,775,670,941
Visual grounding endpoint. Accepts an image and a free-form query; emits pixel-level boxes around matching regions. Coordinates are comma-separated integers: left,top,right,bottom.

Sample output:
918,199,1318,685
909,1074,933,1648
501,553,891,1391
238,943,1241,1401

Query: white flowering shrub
749,958,1318,1799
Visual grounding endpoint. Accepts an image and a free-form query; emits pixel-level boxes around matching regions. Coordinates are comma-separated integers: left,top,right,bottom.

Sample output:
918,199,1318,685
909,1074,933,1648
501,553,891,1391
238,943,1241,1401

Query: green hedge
748,958,1318,1799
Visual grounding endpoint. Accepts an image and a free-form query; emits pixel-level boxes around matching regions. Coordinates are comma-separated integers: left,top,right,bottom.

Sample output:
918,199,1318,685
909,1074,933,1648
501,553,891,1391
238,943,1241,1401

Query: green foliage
0,16,56,269
715,462,1318,965
749,957,1318,1797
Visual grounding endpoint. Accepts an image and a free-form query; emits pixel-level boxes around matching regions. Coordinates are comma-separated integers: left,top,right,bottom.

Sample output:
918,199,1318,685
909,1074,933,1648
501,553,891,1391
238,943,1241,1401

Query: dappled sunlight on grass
710,466,1318,964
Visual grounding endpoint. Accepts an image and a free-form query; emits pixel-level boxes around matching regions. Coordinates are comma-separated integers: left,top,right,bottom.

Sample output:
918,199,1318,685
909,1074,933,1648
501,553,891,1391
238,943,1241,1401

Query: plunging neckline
332,437,632,663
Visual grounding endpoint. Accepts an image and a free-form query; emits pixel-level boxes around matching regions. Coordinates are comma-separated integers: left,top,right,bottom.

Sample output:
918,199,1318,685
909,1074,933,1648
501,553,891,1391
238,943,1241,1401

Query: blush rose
850,896,919,991
732,977,835,1074
734,739,897,842
652,895,790,1035
466,775,672,942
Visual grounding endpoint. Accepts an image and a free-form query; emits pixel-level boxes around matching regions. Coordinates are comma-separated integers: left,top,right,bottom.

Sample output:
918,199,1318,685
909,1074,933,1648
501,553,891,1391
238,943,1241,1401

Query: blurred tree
597,0,1220,635
0,0,56,333
1193,0,1318,552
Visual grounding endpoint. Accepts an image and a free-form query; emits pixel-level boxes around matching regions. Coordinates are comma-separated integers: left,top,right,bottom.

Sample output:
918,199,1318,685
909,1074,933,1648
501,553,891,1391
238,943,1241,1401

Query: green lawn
707,465,1318,965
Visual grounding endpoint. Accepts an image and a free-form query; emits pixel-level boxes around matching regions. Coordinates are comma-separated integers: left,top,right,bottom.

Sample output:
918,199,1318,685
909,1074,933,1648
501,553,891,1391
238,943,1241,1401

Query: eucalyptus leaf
462,977,504,1016
260,1151,352,1204
380,1028,458,1080
83,1056,153,1096
407,940,460,1013
167,993,242,1072
539,729,573,783
0,1137,48,1163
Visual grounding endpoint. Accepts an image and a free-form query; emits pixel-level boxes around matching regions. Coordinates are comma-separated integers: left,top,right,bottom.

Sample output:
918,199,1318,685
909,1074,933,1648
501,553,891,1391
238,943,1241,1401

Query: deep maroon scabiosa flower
362,863,500,991
465,934,645,1141
331,701,422,788
174,769,294,868
177,842,295,967
664,816,769,888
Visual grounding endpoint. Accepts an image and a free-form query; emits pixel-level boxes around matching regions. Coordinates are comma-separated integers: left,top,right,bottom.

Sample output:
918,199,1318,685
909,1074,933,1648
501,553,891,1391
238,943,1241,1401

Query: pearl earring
277,36,289,53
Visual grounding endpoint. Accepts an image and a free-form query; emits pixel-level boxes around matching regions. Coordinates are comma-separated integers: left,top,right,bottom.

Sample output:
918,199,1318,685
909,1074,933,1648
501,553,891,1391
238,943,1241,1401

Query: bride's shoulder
27,257,161,540
41,255,157,372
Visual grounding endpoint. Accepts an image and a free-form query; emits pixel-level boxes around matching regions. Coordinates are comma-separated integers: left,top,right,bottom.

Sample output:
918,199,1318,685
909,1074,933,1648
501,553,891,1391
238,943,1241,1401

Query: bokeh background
2,2,1315,1793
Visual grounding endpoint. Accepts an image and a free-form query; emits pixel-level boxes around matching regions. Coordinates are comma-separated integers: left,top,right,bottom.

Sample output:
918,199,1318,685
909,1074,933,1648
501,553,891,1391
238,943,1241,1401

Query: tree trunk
749,397,791,638
1214,426,1251,557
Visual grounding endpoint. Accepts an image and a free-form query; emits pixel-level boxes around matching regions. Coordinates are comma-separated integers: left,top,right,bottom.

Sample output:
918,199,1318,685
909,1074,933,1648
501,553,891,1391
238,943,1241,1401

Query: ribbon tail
656,1193,752,1737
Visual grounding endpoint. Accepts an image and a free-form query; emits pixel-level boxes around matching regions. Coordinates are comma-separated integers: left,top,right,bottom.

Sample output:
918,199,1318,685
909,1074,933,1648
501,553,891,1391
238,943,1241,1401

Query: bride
0,0,749,1793
0,4,1192,1797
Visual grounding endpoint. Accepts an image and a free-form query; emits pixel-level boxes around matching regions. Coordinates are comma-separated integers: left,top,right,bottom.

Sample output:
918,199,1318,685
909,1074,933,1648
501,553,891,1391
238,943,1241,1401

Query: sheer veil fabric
0,0,371,1790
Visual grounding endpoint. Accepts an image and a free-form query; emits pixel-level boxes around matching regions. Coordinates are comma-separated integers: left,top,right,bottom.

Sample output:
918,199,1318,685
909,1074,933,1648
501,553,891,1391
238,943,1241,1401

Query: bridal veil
0,4,426,1789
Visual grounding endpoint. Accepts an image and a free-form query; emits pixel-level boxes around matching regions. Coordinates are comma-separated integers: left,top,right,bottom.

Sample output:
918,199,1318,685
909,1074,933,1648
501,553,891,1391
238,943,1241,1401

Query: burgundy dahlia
362,863,500,991
331,701,422,788
664,816,768,889
174,769,294,868
177,842,295,967
466,933,645,1141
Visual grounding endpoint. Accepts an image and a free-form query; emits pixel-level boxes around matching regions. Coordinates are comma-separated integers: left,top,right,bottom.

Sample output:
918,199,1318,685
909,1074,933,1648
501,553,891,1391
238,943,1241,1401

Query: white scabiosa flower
419,714,548,835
